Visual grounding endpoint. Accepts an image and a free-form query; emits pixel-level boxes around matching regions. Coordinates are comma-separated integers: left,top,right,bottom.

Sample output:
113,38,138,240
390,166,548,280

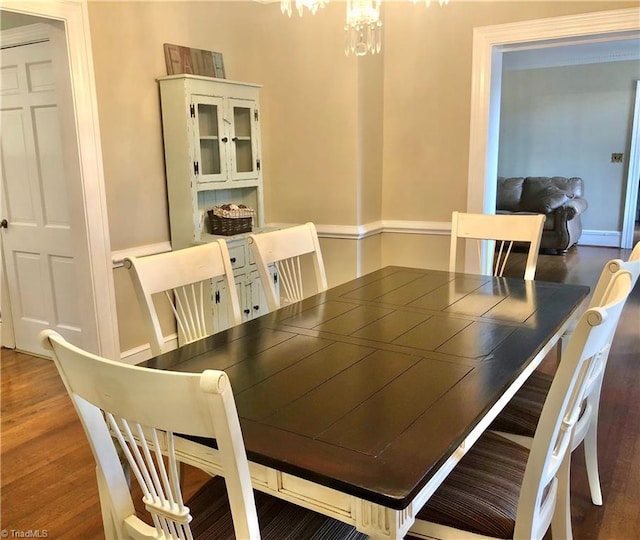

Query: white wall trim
109,222,451,263
267,220,450,240
579,230,622,248
267,222,380,239
317,222,380,239
112,221,450,267
380,220,450,236
112,241,173,268
622,79,640,249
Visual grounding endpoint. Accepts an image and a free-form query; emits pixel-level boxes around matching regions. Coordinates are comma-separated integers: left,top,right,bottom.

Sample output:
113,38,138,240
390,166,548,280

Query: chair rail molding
268,220,450,240
112,241,173,268
114,223,450,260
468,7,640,273
113,221,444,362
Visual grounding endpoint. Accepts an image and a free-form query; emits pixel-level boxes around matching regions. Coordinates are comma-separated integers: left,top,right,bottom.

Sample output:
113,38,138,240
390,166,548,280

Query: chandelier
280,0,328,17
280,0,450,56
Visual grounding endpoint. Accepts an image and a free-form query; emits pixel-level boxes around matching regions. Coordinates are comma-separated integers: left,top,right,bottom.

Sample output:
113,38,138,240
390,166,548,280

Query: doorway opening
0,2,119,359
467,8,640,273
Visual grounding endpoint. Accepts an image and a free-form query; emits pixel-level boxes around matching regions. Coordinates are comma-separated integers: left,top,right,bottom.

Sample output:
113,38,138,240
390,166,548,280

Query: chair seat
410,432,530,539
489,370,552,438
189,475,367,539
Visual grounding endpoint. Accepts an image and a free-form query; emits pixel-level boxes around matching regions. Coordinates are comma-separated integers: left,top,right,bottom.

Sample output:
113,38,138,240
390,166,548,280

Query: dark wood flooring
1,245,639,539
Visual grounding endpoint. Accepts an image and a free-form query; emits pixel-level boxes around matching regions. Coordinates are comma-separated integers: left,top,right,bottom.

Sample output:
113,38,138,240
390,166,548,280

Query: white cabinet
157,74,264,248
192,94,261,186
158,74,273,331
212,240,274,331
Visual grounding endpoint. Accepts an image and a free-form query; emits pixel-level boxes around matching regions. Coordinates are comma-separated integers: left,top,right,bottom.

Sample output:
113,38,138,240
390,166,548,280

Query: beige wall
381,1,637,222
86,1,637,353
499,60,640,232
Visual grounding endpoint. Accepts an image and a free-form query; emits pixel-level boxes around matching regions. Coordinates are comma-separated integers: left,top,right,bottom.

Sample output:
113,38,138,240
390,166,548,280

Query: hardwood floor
0,348,210,538
1,244,638,539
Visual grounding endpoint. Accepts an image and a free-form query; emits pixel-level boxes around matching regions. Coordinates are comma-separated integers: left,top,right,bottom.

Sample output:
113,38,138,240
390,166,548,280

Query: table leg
354,499,415,539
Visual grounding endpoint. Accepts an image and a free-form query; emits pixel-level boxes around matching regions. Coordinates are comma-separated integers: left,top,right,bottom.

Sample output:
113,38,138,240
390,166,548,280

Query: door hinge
215,290,220,304
190,104,195,117
254,109,259,122
194,161,199,175
256,159,261,171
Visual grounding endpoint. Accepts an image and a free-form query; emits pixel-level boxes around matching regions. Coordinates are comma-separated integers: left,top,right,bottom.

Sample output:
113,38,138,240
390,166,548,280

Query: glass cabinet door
228,98,259,181
193,96,226,183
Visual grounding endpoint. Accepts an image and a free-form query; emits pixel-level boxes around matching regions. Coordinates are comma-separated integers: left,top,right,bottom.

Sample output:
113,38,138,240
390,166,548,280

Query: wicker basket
207,205,254,236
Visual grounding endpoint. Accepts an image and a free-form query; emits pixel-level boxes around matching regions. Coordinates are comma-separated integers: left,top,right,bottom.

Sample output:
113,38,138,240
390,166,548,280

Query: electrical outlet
611,153,623,163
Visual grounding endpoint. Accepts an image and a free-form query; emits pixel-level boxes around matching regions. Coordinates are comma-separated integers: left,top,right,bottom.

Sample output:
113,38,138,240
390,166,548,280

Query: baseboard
579,230,621,248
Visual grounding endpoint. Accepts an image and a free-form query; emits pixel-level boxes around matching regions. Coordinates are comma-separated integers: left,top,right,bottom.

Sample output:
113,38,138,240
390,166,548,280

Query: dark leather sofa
497,176,588,254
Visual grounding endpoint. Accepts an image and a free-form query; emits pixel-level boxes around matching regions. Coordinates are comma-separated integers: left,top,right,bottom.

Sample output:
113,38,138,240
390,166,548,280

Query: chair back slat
125,241,241,356
494,240,515,277
40,330,260,540
248,223,327,311
276,256,305,304
167,282,208,344
106,415,192,539
450,211,545,280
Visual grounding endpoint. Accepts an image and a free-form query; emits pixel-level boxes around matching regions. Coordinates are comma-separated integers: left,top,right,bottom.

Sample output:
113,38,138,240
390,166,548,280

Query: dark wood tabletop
142,266,589,510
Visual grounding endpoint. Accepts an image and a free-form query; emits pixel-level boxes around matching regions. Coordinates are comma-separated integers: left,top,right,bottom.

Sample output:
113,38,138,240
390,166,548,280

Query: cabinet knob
222,137,228,143
0,219,7,229
253,305,260,310
244,308,250,314
232,137,238,142
230,257,236,263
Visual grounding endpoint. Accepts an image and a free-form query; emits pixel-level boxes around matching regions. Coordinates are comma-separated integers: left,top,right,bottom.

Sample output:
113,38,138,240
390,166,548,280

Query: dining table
141,266,589,539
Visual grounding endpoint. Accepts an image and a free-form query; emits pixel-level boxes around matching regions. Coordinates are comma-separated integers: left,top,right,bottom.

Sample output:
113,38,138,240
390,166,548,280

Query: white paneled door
0,38,81,357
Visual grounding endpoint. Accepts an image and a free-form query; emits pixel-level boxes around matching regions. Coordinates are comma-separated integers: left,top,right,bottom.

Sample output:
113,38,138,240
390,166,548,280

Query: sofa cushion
521,177,573,213
550,176,584,198
523,185,571,213
496,177,524,211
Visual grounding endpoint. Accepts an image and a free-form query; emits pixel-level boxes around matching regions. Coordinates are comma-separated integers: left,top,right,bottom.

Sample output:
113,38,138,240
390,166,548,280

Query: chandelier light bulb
281,0,328,17
412,0,450,5
344,0,382,56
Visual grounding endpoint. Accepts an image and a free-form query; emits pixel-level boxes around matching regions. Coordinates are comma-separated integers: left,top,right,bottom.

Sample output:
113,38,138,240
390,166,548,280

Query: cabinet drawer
228,244,246,270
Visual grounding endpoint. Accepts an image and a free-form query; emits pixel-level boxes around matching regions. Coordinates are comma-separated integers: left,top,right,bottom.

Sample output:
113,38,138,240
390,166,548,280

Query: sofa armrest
557,197,588,220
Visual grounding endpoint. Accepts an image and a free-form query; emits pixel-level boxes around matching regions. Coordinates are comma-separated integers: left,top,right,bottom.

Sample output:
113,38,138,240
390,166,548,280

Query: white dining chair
247,222,327,311
407,268,633,540
490,242,640,506
449,211,545,280
40,329,366,540
556,241,640,357
124,241,241,356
